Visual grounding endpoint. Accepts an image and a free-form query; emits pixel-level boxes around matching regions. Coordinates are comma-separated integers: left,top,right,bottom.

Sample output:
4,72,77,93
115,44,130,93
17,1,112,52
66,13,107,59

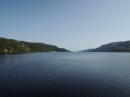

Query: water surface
0,52,130,97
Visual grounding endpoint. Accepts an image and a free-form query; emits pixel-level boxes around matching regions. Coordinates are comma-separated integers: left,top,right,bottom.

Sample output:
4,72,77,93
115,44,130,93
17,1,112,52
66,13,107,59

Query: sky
0,0,130,51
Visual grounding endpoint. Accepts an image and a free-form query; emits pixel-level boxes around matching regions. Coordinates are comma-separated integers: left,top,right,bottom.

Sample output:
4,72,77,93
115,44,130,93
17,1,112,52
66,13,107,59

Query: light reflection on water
0,52,130,97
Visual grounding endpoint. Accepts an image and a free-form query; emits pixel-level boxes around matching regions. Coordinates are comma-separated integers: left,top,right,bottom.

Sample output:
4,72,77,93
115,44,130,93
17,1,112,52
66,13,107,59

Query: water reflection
0,52,130,97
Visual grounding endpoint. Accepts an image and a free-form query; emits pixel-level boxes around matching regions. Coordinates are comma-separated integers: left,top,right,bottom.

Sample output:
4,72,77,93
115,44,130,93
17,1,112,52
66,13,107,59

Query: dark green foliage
0,37,69,54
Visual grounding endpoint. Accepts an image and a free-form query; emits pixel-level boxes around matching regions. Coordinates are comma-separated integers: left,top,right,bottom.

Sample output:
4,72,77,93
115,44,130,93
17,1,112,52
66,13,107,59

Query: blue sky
0,0,130,51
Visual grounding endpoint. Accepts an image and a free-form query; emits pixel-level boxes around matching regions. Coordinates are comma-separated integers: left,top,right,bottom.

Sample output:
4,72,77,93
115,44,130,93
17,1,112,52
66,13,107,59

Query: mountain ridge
0,37,69,54
84,41,130,52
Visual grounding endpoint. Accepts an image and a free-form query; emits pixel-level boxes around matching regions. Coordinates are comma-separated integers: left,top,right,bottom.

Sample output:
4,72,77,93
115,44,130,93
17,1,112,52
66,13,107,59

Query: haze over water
0,52,130,97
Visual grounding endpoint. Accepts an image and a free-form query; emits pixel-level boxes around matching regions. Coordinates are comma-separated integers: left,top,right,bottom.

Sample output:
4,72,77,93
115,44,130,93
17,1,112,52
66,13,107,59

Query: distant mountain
82,49,95,52
0,37,69,54
84,41,130,52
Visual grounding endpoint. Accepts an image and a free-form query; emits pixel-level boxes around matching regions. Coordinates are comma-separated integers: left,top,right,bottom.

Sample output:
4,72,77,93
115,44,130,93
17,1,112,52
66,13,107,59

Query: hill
84,41,130,52
0,37,69,54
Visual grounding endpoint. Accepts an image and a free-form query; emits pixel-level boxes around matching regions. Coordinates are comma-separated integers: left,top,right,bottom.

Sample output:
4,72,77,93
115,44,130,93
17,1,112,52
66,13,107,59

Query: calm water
0,52,130,97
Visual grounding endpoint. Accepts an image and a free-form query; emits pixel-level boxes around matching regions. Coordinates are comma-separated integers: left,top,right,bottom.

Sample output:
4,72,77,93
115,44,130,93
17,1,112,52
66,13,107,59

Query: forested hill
0,37,69,54
83,41,130,52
